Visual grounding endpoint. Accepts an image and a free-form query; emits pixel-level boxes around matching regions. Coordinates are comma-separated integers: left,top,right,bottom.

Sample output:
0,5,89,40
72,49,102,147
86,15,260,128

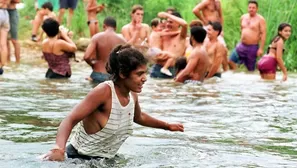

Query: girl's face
279,26,292,40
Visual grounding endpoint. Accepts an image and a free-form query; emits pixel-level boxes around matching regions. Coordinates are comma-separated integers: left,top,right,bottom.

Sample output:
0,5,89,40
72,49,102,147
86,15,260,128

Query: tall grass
19,0,297,70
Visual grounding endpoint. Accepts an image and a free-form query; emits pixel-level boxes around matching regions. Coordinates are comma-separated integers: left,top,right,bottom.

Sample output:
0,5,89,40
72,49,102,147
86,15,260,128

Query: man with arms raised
205,21,225,78
150,11,187,78
121,4,150,47
229,0,266,71
175,26,209,83
84,17,126,84
0,0,10,74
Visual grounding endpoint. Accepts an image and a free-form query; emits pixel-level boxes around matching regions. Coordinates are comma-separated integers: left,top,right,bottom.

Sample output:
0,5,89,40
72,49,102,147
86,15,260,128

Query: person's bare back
189,47,209,81
84,17,126,80
175,26,209,83
86,30,126,73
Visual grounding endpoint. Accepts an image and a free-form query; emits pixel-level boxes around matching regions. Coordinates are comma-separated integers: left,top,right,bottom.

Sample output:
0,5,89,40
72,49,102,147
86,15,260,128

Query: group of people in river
0,0,293,162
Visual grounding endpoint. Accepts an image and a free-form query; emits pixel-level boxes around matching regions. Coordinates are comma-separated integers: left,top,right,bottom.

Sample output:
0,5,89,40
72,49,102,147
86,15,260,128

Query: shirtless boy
85,0,104,37
175,26,209,83
192,0,223,26
229,0,266,71
121,5,150,47
84,17,126,84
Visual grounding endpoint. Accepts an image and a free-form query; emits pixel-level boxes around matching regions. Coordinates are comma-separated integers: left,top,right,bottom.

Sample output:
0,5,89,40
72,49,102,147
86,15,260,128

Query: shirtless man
85,0,104,37
150,11,187,79
192,0,223,26
192,0,228,71
7,0,20,64
175,26,209,83
0,0,10,74
84,17,126,84
205,21,225,78
147,18,179,63
121,4,150,47
229,0,266,71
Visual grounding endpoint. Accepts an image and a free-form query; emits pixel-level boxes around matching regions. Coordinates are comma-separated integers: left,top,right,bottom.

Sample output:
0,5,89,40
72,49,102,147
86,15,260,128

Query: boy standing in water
85,0,105,37
42,45,184,161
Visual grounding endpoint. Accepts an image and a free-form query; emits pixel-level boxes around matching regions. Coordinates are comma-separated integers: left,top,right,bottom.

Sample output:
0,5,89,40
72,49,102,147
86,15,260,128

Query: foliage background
19,0,297,70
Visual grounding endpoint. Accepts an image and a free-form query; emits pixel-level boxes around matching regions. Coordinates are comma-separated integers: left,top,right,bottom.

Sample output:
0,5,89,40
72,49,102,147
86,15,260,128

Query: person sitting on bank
41,18,77,79
42,44,184,161
31,2,56,42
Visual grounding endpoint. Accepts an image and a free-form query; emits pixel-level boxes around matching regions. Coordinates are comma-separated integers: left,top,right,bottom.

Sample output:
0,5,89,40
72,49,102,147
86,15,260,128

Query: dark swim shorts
90,71,110,84
45,68,71,79
66,144,104,160
59,0,78,9
150,64,175,79
229,42,259,71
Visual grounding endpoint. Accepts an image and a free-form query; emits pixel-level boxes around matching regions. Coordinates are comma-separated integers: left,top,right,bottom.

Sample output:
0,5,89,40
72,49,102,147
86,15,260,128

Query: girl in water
257,23,292,81
42,45,183,161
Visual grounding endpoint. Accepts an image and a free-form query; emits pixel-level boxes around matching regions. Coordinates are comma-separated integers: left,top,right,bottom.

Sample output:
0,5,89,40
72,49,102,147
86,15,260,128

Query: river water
0,51,297,168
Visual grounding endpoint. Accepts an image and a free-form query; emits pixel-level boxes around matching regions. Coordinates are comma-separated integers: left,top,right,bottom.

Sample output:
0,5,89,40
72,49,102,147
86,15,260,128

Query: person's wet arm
159,30,180,37
216,0,223,25
59,30,77,52
258,17,266,56
192,1,208,25
133,93,184,132
83,39,97,67
275,41,287,81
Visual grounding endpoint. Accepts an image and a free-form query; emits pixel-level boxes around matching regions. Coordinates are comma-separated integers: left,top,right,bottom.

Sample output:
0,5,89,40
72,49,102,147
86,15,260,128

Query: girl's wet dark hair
42,18,59,38
107,45,148,81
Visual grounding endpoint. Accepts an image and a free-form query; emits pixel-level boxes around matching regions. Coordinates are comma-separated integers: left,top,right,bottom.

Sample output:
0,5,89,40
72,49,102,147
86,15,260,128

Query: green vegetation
19,0,297,70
